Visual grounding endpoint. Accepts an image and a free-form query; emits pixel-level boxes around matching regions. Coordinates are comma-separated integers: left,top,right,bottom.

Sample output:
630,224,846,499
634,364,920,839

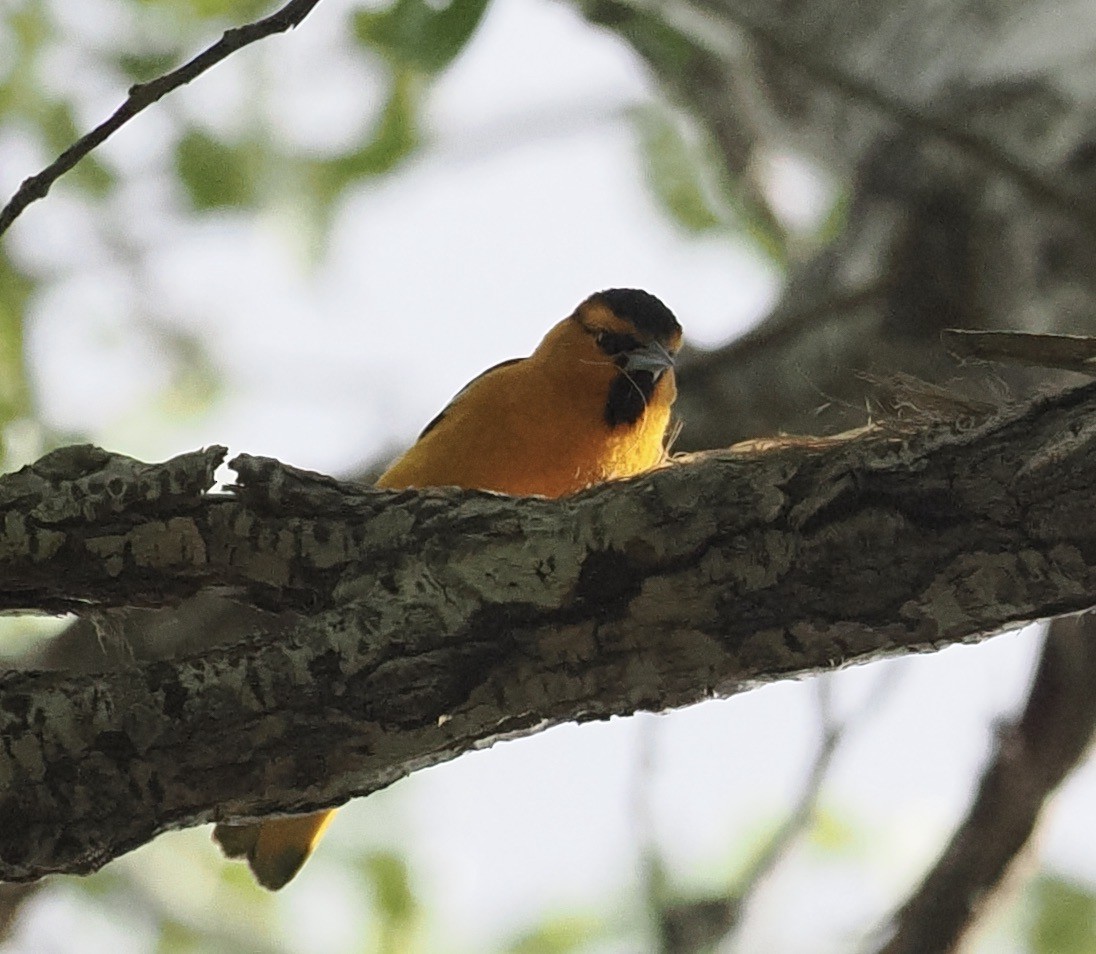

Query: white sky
5,1,1094,952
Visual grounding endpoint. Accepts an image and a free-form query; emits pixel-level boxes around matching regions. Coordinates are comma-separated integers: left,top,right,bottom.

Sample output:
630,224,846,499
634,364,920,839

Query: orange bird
214,288,683,889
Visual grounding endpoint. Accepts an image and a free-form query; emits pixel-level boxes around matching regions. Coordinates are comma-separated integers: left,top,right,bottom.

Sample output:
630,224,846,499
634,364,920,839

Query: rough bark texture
4,380,1096,880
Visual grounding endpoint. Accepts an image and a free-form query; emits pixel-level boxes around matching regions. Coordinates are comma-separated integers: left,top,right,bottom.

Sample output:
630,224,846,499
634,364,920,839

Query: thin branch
0,0,322,237
875,614,1096,954
599,0,1093,234
655,668,901,953
0,883,40,944
944,329,1096,375
731,679,841,899
730,14,1090,231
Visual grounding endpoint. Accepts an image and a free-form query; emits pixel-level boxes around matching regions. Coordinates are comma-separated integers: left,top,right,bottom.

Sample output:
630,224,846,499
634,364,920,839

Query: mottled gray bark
4,379,1096,881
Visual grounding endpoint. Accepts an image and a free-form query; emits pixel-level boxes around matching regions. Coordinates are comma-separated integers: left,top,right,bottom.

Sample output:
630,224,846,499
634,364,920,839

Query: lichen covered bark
3,381,1096,880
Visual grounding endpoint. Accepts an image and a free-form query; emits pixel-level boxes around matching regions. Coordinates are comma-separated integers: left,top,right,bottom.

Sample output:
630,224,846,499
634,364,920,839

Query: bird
213,287,683,889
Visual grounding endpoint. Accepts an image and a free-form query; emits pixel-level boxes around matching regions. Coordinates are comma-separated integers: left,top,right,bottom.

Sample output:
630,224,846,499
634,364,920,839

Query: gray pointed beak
624,339,675,377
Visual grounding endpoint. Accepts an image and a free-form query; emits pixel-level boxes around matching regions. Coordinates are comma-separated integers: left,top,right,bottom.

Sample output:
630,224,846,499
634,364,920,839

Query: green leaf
115,50,183,84
353,0,491,74
507,915,605,954
155,918,204,954
1029,874,1096,954
7,2,52,55
187,0,269,19
581,1,695,77
633,102,790,264
133,0,270,21
360,851,417,924
806,807,860,856
153,327,224,419
312,68,423,197
634,102,791,264
633,104,724,234
0,252,33,452
174,129,259,210
71,866,130,900
813,187,851,248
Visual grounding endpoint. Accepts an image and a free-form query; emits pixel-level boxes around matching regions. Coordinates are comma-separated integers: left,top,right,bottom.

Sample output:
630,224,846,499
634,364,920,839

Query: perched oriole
214,288,682,889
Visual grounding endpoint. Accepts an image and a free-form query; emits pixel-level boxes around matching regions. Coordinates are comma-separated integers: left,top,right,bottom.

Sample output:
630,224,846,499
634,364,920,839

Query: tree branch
5,381,1096,880
595,0,1090,230
654,668,901,953
875,614,1096,953
0,0,322,238
944,329,1096,376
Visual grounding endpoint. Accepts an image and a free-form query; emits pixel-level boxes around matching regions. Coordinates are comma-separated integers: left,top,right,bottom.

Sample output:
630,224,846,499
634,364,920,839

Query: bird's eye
595,331,640,355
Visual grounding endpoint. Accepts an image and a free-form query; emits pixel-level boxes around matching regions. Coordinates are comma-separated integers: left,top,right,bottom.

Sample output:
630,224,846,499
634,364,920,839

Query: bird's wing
416,356,525,440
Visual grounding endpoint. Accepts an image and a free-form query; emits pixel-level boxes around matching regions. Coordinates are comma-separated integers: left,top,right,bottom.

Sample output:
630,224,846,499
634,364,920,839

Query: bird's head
542,287,682,428
572,288,682,377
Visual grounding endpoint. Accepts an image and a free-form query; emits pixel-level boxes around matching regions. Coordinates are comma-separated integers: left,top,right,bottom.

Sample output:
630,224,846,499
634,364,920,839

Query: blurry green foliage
5,0,51,54
134,0,271,22
361,850,417,923
353,0,491,74
358,849,422,953
806,806,860,857
40,102,117,195
632,103,789,265
0,0,493,229
156,0,492,230
0,2,114,197
117,50,187,83
155,918,206,954
1029,874,1096,954
175,128,261,209
580,0,696,84
506,914,606,954
153,328,225,419
634,104,724,235
814,186,851,248
312,67,425,203
41,837,290,954
0,252,32,466
293,0,492,229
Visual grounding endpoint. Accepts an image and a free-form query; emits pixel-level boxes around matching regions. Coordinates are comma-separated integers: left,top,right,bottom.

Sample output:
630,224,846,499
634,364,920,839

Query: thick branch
5,382,1096,880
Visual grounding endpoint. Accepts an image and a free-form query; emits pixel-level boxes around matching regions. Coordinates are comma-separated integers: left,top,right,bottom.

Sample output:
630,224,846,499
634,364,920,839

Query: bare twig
944,329,1096,376
655,669,901,953
875,615,1096,954
0,0,322,237
0,883,40,943
738,682,834,888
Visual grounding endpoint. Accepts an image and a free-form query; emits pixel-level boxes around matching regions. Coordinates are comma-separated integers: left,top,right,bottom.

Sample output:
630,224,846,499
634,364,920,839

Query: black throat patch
604,369,656,428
